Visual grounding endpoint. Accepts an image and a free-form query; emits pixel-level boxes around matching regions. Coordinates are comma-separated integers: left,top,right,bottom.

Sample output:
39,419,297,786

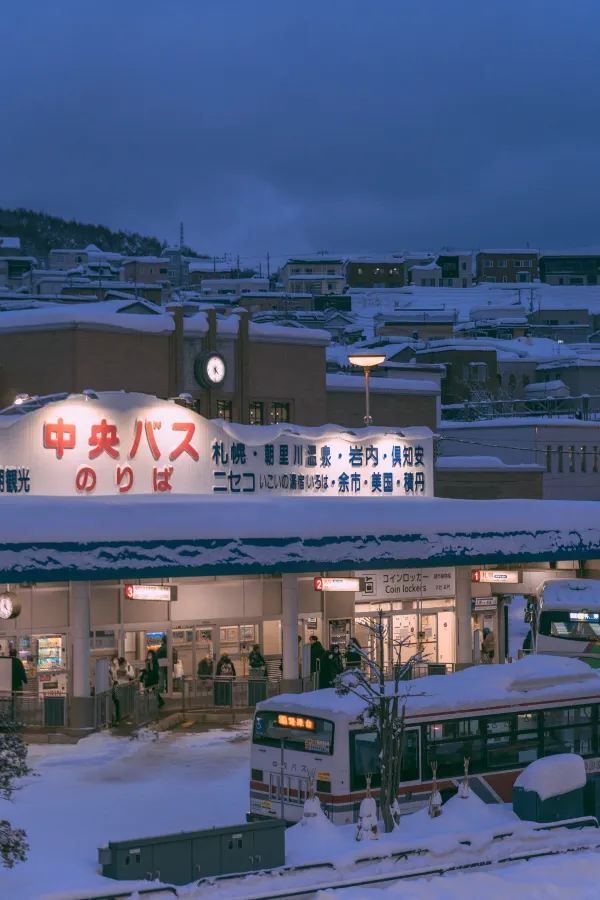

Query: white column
281,573,300,691
454,566,474,665
69,581,94,729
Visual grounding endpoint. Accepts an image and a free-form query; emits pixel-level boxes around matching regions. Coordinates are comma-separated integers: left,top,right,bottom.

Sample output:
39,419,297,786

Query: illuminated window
249,401,264,425
217,400,232,422
270,402,290,424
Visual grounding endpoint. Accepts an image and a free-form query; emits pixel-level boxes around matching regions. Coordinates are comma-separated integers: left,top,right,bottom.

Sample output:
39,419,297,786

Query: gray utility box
513,785,585,823
98,819,285,886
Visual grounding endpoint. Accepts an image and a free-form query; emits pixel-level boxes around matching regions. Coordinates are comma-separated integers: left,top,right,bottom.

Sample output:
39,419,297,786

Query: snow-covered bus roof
539,579,600,610
257,656,600,723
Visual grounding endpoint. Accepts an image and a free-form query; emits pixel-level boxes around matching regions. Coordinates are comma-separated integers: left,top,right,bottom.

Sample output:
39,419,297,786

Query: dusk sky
2,1,599,264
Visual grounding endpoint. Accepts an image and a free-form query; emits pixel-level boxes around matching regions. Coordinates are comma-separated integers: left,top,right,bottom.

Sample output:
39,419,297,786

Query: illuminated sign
570,612,600,622
314,577,362,592
124,584,175,602
276,714,315,731
472,596,498,610
0,391,434,498
356,567,455,600
471,570,520,584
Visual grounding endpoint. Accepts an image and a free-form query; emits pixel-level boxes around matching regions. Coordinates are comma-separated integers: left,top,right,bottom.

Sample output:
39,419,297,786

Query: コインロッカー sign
0,391,434,498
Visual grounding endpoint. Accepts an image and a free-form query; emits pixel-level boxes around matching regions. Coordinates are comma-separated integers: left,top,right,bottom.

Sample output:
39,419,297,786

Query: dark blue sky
2,0,599,263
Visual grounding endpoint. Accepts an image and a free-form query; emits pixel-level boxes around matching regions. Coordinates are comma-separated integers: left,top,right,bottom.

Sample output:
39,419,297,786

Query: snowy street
0,726,250,899
2,724,600,899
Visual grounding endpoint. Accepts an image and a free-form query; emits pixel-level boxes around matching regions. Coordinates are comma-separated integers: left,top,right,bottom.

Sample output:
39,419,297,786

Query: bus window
349,728,420,790
539,610,600,642
426,719,484,777
253,711,334,755
486,715,539,768
543,706,594,758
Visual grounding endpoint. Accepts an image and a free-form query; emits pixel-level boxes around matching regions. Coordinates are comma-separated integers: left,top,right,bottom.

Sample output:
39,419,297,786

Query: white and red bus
250,654,600,824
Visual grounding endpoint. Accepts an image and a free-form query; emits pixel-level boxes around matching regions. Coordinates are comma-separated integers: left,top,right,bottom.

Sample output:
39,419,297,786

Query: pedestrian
481,628,495,664
140,649,165,708
216,653,236,677
345,637,362,669
9,648,27,692
248,644,266,677
197,655,214,678
112,656,135,725
321,644,344,688
156,635,169,692
309,635,324,675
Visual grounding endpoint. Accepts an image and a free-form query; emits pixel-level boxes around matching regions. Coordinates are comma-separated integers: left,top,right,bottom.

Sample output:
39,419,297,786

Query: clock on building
194,352,227,388
0,592,20,620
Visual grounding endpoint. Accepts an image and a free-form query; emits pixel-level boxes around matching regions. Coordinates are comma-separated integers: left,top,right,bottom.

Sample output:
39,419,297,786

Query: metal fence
182,676,282,710
94,683,159,729
0,691,47,726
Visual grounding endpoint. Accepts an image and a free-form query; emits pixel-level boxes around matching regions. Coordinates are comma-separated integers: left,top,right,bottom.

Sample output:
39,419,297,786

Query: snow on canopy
258,655,600,722
514,753,586,801
540,578,600,610
0,495,599,580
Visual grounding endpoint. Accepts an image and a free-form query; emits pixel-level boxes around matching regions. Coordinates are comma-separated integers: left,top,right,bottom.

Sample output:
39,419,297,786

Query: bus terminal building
1,390,600,730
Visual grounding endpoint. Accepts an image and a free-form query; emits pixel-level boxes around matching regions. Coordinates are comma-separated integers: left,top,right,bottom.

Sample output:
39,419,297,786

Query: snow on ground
0,726,250,899
325,851,600,899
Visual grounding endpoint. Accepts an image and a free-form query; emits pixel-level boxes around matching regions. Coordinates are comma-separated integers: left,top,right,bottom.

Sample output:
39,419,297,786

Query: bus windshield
253,710,335,755
539,610,600,642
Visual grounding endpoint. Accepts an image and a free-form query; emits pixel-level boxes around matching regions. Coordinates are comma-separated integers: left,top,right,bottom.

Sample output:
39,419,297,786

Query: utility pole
266,252,271,279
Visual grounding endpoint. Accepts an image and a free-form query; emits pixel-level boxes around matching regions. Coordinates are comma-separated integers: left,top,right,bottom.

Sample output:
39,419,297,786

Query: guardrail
182,676,282,710
94,683,159,729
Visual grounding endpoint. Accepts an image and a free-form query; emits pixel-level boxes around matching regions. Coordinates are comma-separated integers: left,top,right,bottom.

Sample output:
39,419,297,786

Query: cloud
2,0,600,259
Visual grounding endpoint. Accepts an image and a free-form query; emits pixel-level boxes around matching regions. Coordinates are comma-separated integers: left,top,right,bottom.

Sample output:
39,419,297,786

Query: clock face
0,595,13,619
205,354,226,385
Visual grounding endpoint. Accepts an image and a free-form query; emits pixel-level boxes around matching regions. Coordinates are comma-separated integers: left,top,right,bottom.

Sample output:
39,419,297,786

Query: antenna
179,222,184,250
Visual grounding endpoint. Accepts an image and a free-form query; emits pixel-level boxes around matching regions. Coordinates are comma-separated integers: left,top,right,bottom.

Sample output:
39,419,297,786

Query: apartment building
345,256,404,288
476,249,539,283
279,257,346,295
539,251,600,286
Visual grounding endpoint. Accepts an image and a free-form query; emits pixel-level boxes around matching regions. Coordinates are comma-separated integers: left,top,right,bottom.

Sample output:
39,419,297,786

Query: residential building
436,252,475,288
476,249,539,283
409,260,442,287
345,256,404,289
539,251,600,286
0,256,36,287
188,261,246,287
121,256,170,285
49,244,124,271
374,309,457,340
279,257,346,295
416,344,499,405
0,236,21,255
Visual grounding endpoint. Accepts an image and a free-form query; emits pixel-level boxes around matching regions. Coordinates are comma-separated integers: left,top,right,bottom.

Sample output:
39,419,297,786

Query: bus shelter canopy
0,495,598,581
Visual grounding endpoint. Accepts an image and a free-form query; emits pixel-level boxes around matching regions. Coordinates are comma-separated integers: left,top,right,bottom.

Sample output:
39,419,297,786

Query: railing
0,691,47,726
442,393,600,422
182,676,282,710
93,683,159,729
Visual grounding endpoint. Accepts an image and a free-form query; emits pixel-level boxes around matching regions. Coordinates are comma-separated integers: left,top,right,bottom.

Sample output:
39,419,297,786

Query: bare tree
0,712,29,868
335,611,423,833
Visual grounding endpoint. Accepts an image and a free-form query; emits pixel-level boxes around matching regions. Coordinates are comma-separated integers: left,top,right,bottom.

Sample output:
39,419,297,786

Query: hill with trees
0,208,199,262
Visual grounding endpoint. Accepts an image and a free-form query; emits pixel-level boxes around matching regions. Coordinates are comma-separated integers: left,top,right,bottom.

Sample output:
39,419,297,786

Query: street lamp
347,353,386,426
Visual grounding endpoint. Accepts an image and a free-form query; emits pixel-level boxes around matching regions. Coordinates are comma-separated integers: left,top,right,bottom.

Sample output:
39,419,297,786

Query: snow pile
514,754,586,801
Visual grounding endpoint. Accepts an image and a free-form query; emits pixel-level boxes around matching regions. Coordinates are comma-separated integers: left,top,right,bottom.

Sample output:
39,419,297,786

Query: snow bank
514,754,586,801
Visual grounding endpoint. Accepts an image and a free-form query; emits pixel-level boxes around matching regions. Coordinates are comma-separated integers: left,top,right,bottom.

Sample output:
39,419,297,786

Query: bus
249,654,600,824
531,579,600,667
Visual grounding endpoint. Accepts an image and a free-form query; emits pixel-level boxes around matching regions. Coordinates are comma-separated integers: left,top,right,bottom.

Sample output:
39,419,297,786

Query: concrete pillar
69,580,94,730
454,566,474,666
281,573,301,692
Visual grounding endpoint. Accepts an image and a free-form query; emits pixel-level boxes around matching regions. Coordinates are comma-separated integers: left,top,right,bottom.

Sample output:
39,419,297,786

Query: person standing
156,635,169,692
345,637,362,669
197,655,214,678
481,628,495,664
9,648,27,692
216,653,236,677
140,649,164,708
248,644,266,677
320,644,344,688
309,635,324,676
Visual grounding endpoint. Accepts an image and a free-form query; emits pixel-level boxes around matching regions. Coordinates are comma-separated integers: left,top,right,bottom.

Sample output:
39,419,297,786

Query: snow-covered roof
0,236,21,250
188,261,234,273
326,374,439,395
287,274,345,281
0,495,598,580
515,754,586,801
122,256,169,264
478,248,539,255
259,655,600,722
0,300,174,335
539,578,600,610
